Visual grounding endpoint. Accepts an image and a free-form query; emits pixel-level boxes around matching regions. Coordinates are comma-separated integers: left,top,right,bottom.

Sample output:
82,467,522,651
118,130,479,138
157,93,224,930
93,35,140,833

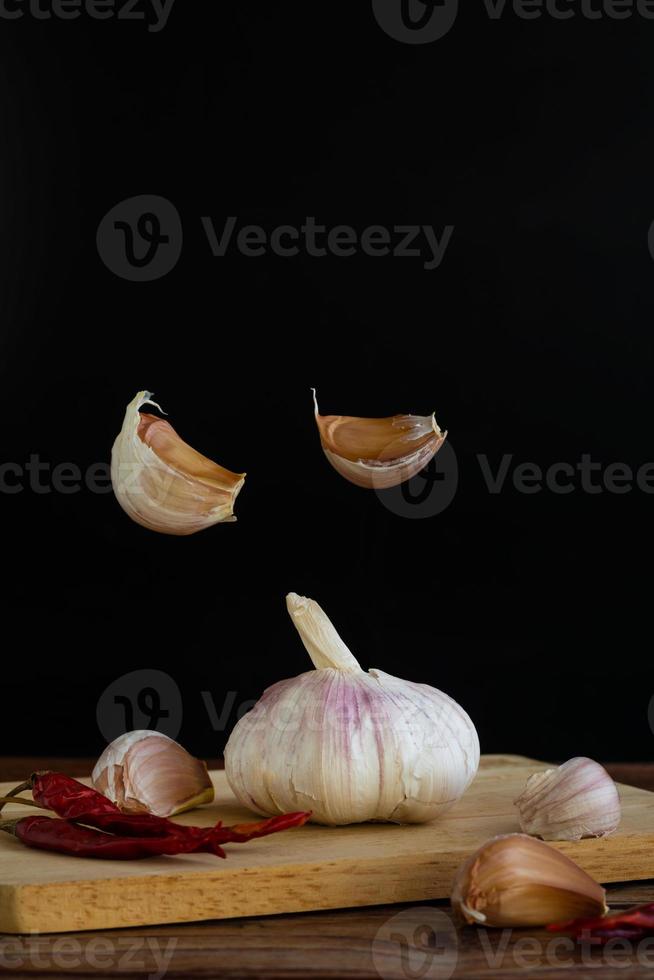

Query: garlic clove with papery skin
312,390,447,490
111,391,245,536
514,757,622,842
451,834,608,928
224,593,479,826
92,731,214,817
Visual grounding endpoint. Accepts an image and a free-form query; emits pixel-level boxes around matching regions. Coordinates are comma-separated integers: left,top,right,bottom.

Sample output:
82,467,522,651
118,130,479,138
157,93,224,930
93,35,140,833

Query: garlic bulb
514,757,621,841
111,391,245,535
312,391,447,489
92,731,214,817
451,834,608,928
224,593,479,826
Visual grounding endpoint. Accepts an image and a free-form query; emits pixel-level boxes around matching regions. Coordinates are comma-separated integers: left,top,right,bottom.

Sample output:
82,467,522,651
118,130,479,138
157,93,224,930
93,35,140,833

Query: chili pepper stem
0,819,19,836
0,797,48,810
0,781,32,814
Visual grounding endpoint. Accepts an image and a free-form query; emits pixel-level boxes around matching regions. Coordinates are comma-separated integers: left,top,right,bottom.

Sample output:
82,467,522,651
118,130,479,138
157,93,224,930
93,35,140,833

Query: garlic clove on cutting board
312,390,447,489
514,757,621,841
451,833,608,928
111,391,245,535
224,592,479,826
92,731,214,817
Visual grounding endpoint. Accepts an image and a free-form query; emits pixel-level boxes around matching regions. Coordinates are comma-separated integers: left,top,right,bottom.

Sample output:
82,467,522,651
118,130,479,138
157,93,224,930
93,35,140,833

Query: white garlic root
92,731,214,817
312,390,447,489
111,391,245,536
451,833,608,928
514,757,622,841
224,593,479,826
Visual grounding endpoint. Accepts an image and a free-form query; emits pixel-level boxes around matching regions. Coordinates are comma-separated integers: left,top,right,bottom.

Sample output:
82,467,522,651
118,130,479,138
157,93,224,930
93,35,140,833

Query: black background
1,1,653,762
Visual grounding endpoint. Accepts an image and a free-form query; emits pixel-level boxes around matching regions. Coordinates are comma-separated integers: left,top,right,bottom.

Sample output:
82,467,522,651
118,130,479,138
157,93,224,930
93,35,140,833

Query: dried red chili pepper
547,903,654,944
216,813,315,843
0,816,229,859
0,771,311,860
0,811,311,860
28,772,205,839
31,772,125,818
0,774,197,839
27,772,310,843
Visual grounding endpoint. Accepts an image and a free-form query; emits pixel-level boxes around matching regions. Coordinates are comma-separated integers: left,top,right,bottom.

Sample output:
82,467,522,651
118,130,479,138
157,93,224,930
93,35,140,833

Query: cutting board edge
3,839,654,935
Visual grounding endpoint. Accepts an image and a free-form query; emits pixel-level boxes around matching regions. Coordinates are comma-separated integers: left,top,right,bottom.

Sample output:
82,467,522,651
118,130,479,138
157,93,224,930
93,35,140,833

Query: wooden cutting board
1,755,653,934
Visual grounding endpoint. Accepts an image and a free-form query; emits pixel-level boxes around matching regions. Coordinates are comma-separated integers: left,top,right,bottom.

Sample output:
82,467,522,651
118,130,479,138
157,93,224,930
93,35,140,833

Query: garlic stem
286,593,362,672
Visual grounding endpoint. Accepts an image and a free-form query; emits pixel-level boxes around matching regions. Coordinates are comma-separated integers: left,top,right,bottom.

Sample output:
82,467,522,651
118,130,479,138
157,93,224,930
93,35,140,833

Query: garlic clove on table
111,391,245,535
514,757,622,841
312,390,447,489
224,593,479,826
92,731,214,817
451,833,608,928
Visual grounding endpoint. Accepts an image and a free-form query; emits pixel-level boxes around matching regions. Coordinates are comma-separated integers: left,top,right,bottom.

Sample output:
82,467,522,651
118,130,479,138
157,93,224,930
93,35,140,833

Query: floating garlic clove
312,390,447,489
224,593,479,826
451,833,608,928
514,757,621,842
111,391,245,535
92,731,214,817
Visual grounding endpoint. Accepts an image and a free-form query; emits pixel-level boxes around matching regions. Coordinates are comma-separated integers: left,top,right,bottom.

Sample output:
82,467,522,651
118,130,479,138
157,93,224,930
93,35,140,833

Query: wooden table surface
1,758,652,979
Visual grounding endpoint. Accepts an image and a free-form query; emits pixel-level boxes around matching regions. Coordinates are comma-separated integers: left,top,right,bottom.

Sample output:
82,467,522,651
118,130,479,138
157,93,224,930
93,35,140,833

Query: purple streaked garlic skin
224,593,480,826
92,731,214,817
514,757,621,842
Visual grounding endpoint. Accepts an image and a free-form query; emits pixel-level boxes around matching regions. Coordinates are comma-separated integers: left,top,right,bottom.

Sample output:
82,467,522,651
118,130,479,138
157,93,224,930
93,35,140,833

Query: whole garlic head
224,593,479,826
514,757,621,841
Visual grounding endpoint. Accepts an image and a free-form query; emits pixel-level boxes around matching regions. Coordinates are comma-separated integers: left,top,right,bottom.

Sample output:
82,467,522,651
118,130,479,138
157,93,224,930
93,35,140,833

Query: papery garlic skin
451,833,608,928
111,391,245,536
224,593,479,826
92,731,214,817
515,757,621,842
313,391,447,490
